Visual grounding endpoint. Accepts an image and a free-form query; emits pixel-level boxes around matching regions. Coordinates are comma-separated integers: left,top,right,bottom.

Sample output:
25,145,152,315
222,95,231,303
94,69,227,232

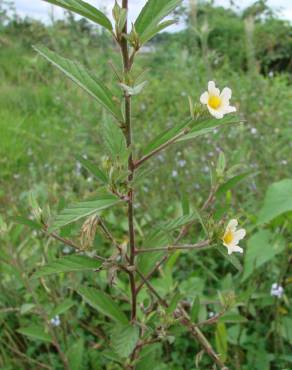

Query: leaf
242,230,285,281
43,0,112,30
279,317,292,345
20,304,35,315
33,46,122,121
162,212,198,232
101,120,128,162
216,171,255,197
220,313,248,323
77,287,128,324
138,229,169,275
49,299,75,319
77,155,108,184
111,324,139,358
67,338,84,370
177,115,242,142
14,216,42,230
215,245,243,273
32,255,101,279
48,192,120,232
257,179,292,224
134,0,182,44
166,293,182,314
119,81,148,96
215,322,228,362
17,325,52,342
190,296,200,322
140,20,176,45
142,118,192,156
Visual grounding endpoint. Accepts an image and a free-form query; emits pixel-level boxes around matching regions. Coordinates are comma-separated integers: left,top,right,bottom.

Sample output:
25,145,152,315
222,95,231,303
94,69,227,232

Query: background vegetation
0,0,291,369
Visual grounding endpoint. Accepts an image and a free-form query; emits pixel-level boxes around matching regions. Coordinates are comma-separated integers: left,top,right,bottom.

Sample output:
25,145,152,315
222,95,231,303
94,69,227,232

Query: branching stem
134,125,191,169
135,239,210,254
121,0,137,321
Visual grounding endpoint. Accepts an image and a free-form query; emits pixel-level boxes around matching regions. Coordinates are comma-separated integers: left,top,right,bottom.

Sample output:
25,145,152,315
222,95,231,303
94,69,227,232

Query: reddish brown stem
121,0,137,322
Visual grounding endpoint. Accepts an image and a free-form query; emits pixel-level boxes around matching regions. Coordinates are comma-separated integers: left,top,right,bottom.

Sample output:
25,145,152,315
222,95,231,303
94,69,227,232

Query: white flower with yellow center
200,81,236,119
222,219,246,255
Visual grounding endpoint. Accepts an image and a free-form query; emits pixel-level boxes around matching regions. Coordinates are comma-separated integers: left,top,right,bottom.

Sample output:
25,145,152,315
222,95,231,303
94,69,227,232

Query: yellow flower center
208,95,221,109
223,230,234,245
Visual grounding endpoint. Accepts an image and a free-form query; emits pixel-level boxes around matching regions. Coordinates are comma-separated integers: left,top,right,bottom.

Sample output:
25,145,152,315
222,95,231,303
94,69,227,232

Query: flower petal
207,106,223,119
200,91,209,104
230,245,243,254
234,228,246,241
208,81,220,96
220,87,232,100
227,219,238,231
223,105,236,114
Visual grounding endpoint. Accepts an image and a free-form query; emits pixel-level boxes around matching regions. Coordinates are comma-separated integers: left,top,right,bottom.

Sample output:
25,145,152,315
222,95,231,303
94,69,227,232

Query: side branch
134,126,191,169
135,240,210,254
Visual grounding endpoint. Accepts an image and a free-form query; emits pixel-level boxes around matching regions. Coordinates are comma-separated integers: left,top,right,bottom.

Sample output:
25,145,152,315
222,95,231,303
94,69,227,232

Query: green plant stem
134,125,191,169
135,239,210,254
136,256,167,294
121,0,137,322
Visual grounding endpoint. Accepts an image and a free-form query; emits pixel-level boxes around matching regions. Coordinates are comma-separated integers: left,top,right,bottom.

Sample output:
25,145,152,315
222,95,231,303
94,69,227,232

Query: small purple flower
270,283,284,298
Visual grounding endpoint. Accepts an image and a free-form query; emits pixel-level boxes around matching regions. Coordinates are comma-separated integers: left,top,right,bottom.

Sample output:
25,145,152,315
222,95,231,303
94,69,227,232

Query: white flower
63,246,72,254
178,159,186,167
222,219,246,255
172,170,178,178
270,283,284,298
200,81,236,119
50,315,61,327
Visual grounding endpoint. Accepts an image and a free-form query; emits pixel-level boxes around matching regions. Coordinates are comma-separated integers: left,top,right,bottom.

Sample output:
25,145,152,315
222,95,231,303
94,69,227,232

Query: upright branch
120,0,137,321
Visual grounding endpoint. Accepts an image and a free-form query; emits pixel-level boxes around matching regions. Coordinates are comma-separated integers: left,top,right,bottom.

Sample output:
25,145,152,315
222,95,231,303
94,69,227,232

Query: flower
50,315,61,327
270,283,284,298
222,219,246,255
200,81,236,119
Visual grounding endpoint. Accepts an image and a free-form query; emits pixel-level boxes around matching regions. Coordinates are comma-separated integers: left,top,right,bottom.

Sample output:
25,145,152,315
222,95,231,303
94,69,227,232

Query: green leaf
215,244,243,273
119,81,148,96
67,338,84,370
190,296,200,322
177,115,242,142
111,324,139,358
17,325,52,342
49,192,120,232
220,313,248,323
77,155,108,184
279,317,292,345
215,322,228,362
14,216,42,230
101,120,128,162
43,0,112,30
216,171,255,197
33,46,122,121
32,255,101,279
49,299,75,319
242,230,285,281
162,212,198,232
77,287,128,324
138,229,169,275
134,0,182,44
140,20,176,45
257,179,292,224
166,293,182,314
20,304,35,315
142,118,192,156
